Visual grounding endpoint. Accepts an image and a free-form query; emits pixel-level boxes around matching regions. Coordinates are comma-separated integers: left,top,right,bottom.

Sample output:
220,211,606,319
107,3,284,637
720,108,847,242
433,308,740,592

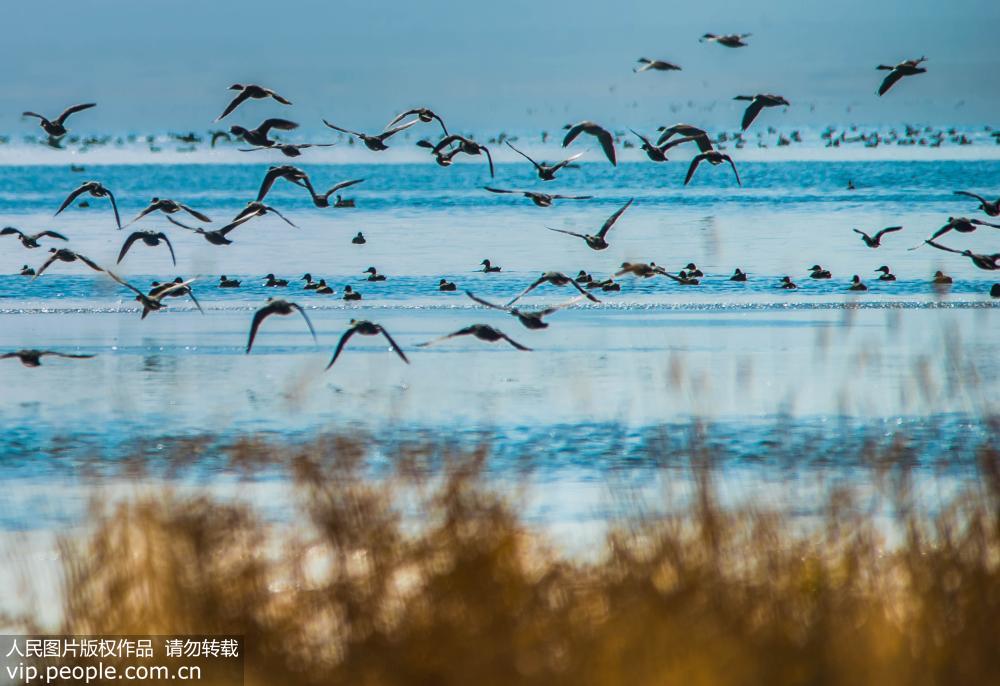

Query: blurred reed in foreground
16,433,1000,685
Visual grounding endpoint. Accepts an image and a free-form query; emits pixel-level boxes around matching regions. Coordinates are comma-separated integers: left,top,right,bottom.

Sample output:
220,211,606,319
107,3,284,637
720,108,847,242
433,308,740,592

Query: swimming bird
546,198,634,250
439,279,457,291
264,273,288,287
663,271,699,285
876,57,927,96
923,240,1000,271
506,272,600,306
615,262,664,278
105,271,201,319
700,33,751,48
562,121,616,166
466,291,583,330
504,141,582,180
484,187,593,207
849,275,868,291
128,198,212,227
779,276,797,289
575,270,593,284
480,259,501,273
682,263,704,278
364,267,387,281
314,280,334,294
730,268,748,281
655,123,714,151
601,280,621,292
256,165,316,202
219,275,241,288
216,84,292,121
932,270,953,284
733,94,790,131
853,226,902,248
32,248,103,279
246,298,316,353
990,284,1000,298
386,108,448,136
1,349,95,367
809,265,832,279
953,191,1000,217
1,227,68,249
20,265,35,276
875,266,896,281
429,135,495,176
306,179,365,208
343,285,362,300
352,232,366,244
22,103,96,137
302,274,319,290
326,319,409,369
634,57,682,73
117,231,176,266
417,325,531,351
685,151,741,186
230,118,299,148
323,119,417,151
55,181,121,229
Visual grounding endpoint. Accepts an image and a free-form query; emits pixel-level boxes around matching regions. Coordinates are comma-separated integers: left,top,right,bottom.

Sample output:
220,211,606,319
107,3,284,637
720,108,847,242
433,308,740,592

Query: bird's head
228,84,244,91
364,267,376,274
229,126,247,136
876,266,890,273
809,265,822,271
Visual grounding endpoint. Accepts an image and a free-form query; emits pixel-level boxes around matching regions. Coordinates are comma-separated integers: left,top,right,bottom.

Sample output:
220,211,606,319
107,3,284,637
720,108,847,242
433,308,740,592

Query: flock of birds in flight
4,35,999,369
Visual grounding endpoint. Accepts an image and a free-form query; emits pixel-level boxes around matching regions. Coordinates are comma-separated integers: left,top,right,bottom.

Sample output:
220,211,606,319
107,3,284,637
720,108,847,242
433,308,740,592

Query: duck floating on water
264,274,288,287
219,275,240,288
875,266,896,281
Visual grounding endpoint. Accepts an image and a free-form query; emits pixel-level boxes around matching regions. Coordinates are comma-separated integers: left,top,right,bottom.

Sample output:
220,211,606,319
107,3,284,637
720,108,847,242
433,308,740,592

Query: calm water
0,156,997,533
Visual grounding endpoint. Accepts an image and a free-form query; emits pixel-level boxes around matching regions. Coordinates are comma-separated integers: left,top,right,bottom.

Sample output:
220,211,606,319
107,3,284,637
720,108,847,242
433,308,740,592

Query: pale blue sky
6,0,999,134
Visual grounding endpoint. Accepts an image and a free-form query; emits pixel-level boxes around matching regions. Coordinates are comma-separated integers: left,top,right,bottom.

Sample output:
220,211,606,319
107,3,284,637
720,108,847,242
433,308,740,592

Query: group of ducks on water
4,42,998,368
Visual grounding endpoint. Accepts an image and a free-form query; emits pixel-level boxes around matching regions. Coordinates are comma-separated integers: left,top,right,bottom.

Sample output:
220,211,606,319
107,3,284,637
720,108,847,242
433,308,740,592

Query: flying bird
128,198,212,227
105,271,201,319
684,151,741,186
853,226,903,248
563,121,617,166
246,299,317,353
33,248,103,279
55,181,121,229
229,118,299,147
733,94,790,131
700,33,751,48
417,325,531,351
1,227,68,249
506,272,600,306
505,141,582,181
386,108,448,136
216,84,292,121
465,291,584,330
117,231,177,266
953,191,1000,217
306,179,365,208
326,319,409,369
430,135,495,177
1,350,95,367
323,119,417,151
256,165,316,201
634,58,682,73
546,198,634,250
630,131,704,162
655,123,714,151
876,57,927,96
22,103,96,137
483,187,593,208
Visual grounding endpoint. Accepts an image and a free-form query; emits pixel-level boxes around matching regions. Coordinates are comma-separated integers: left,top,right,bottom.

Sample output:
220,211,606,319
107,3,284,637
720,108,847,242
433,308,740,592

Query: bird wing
953,190,987,204
105,188,122,229
265,205,297,227
873,226,903,241
327,178,365,195
481,146,495,177
535,295,587,317
498,332,532,351
55,103,96,125
562,123,585,147
75,253,104,273
569,279,600,302
259,118,299,135
551,195,593,200
245,306,273,353
267,90,293,105
465,290,513,312
546,227,587,239
179,204,212,223
22,112,45,121
506,277,546,306
484,186,516,195
550,152,584,172
185,287,204,314
386,109,418,129
32,253,61,279
160,233,177,266
36,230,69,241
55,185,88,216
597,198,634,239
325,327,358,369
923,240,961,255
0,227,25,238
166,215,200,231
415,327,476,348
290,303,317,342
104,269,145,297
117,232,144,264
216,90,251,121
127,204,157,226
431,134,463,154
505,141,541,170
740,99,766,131
381,118,418,140
594,128,617,166
378,327,409,364
723,155,742,186
322,120,362,138
877,69,904,96
256,169,280,201
44,351,96,359
684,154,707,185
